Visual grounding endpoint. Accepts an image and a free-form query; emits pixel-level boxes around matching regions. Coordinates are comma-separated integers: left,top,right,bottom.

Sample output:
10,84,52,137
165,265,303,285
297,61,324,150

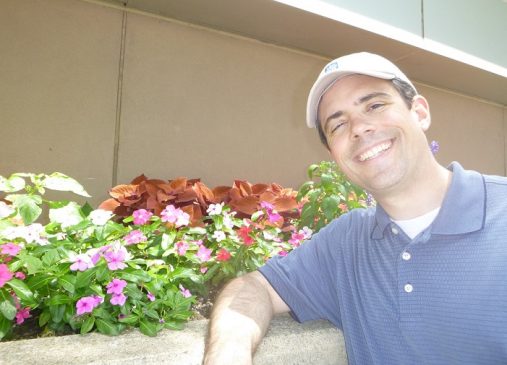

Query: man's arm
203,271,290,365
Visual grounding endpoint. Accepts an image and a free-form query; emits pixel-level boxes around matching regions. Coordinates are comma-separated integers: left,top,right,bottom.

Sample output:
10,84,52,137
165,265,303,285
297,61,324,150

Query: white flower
89,209,113,226
0,224,48,245
206,203,224,216
223,213,234,230
0,202,14,219
49,202,83,228
299,227,313,240
212,230,226,242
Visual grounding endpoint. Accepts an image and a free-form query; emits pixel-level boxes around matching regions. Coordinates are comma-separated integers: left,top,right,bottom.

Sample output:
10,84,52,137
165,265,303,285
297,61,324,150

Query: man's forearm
203,271,275,365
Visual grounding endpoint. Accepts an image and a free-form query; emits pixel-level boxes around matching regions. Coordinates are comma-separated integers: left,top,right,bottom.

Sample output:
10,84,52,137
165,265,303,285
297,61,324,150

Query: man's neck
374,162,452,221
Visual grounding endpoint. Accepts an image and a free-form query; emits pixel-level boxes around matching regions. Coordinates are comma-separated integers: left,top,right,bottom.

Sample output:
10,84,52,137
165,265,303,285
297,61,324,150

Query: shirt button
404,284,413,293
392,227,399,235
402,252,411,261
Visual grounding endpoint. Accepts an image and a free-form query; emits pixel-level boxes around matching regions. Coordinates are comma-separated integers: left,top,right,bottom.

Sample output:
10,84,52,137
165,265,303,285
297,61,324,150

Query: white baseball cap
306,52,417,128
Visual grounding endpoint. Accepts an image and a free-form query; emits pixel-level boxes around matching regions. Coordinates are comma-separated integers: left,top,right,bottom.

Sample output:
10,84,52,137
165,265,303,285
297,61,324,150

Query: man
203,52,507,364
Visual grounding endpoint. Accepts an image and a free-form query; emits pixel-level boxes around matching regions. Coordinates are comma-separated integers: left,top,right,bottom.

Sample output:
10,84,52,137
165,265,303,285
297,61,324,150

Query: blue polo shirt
259,162,507,364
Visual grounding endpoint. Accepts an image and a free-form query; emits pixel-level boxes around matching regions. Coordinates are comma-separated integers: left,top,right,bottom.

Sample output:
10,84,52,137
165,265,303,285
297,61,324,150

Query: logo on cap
324,61,339,74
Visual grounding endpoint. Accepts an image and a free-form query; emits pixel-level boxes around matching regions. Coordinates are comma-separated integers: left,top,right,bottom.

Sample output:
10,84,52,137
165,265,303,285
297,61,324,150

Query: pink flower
133,209,153,225
196,245,212,262
216,248,232,262
110,292,127,306
76,296,102,315
1,243,21,256
106,278,127,295
161,205,190,227
14,272,26,280
124,230,147,245
200,266,208,274
147,292,155,302
179,284,192,298
267,212,282,224
0,264,13,287
70,254,94,272
15,307,31,325
288,232,306,247
260,201,275,211
104,246,128,270
92,295,104,306
175,241,189,256
278,250,288,257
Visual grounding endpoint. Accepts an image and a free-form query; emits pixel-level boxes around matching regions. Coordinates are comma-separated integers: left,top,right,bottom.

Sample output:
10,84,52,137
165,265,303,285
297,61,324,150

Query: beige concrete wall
1,0,506,208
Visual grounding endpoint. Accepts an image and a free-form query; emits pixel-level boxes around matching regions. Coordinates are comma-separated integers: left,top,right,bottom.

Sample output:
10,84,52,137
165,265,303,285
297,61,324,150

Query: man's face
317,75,431,197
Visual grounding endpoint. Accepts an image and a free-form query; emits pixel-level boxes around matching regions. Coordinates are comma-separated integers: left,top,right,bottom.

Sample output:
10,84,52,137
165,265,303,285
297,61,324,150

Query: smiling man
203,52,507,365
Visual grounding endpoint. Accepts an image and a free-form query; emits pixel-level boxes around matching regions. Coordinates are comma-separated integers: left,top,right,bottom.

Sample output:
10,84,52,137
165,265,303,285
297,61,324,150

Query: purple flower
147,292,155,302
104,245,128,270
430,140,439,155
110,292,127,306
132,209,153,225
196,245,212,262
106,278,127,295
70,254,94,272
124,230,147,245
76,296,102,316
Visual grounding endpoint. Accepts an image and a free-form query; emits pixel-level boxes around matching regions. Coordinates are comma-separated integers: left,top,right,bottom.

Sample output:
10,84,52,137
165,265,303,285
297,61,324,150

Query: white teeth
359,142,391,162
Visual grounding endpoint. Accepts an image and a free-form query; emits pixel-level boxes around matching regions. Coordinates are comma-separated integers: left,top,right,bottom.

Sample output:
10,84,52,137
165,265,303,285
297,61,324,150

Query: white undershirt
392,207,441,239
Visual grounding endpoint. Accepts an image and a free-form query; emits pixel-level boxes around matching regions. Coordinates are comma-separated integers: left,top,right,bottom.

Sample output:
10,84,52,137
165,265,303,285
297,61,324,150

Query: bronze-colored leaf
109,184,138,199
98,198,120,211
230,196,259,215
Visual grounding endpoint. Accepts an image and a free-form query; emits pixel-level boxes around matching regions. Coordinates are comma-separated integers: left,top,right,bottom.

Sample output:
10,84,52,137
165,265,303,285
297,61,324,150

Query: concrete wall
1,0,506,207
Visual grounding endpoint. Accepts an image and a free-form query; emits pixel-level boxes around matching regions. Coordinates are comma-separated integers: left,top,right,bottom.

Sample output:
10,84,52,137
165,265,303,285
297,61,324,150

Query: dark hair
315,77,417,149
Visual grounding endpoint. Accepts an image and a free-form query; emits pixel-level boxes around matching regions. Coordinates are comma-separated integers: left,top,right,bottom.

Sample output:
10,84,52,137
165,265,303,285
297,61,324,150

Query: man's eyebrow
354,92,391,105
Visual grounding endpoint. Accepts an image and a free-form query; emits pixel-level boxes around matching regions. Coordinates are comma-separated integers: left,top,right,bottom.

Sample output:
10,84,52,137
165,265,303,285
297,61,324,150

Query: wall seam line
112,6,128,187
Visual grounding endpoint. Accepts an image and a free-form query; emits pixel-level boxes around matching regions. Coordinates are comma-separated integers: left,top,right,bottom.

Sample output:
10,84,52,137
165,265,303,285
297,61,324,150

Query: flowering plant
0,172,306,340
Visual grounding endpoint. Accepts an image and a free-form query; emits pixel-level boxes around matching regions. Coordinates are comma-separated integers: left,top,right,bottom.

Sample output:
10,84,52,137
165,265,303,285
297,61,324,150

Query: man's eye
369,103,384,111
327,121,345,136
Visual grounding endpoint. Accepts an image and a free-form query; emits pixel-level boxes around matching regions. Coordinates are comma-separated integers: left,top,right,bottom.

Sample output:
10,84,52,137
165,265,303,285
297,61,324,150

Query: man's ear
411,95,431,131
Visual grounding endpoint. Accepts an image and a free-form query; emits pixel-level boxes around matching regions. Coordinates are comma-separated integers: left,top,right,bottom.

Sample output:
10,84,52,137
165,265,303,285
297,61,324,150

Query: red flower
216,248,232,262
238,226,254,246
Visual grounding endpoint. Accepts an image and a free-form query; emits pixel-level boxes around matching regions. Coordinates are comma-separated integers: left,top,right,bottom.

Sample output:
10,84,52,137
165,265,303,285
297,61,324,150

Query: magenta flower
14,272,26,280
104,246,128,270
175,241,189,256
147,292,155,302
1,243,21,256
106,278,127,295
179,284,192,298
161,205,190,227
288,232,306,247
0,264,13,287
196,245,212,262
92,295,104,306
15,307,31,325
278,250,288,257
124,230,147,245
70,253,94,272
260,201,275,211
110,292,127,306
132,209,153,225
267,211,282,223
76,296,102,315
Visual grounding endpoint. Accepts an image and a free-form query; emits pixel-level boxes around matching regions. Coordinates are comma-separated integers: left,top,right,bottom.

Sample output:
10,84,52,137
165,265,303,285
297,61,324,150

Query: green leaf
27,274,52,290
58,275,76,294
118,314,139,325
6,279,37,306
119,269,151,284
139,319,158,337
80,316,95,334
0,299,17,320
160,232,176,250
0,175,25,193
39,310,51,326
322,196,340,221
81,202,93,217
95,318,120,336
43,173,91,197
0,314,12,339
143,308,160,320
18,254,43,275
42,249,61,267
186,227,207,235
47,294,73,306
7,194,42,225
75,268,96,289
49,304,66,323
95,265,110,282
163,320,185,331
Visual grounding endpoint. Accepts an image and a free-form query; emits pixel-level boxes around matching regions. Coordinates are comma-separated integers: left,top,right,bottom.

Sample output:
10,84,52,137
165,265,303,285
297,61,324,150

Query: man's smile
357,140,393,162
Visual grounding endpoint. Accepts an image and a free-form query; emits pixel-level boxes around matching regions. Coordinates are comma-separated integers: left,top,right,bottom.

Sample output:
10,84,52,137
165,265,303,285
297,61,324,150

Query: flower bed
0,162,368,340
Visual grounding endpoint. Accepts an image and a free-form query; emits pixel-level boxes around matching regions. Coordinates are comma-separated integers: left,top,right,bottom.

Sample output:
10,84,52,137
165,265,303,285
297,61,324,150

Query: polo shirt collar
371,162,486,239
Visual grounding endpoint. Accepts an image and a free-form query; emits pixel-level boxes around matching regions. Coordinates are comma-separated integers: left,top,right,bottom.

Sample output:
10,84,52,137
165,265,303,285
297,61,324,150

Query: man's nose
350,115,374,139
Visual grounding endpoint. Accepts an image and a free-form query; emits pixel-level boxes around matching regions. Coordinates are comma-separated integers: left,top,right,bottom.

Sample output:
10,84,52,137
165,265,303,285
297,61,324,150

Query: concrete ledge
0,314,347,364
